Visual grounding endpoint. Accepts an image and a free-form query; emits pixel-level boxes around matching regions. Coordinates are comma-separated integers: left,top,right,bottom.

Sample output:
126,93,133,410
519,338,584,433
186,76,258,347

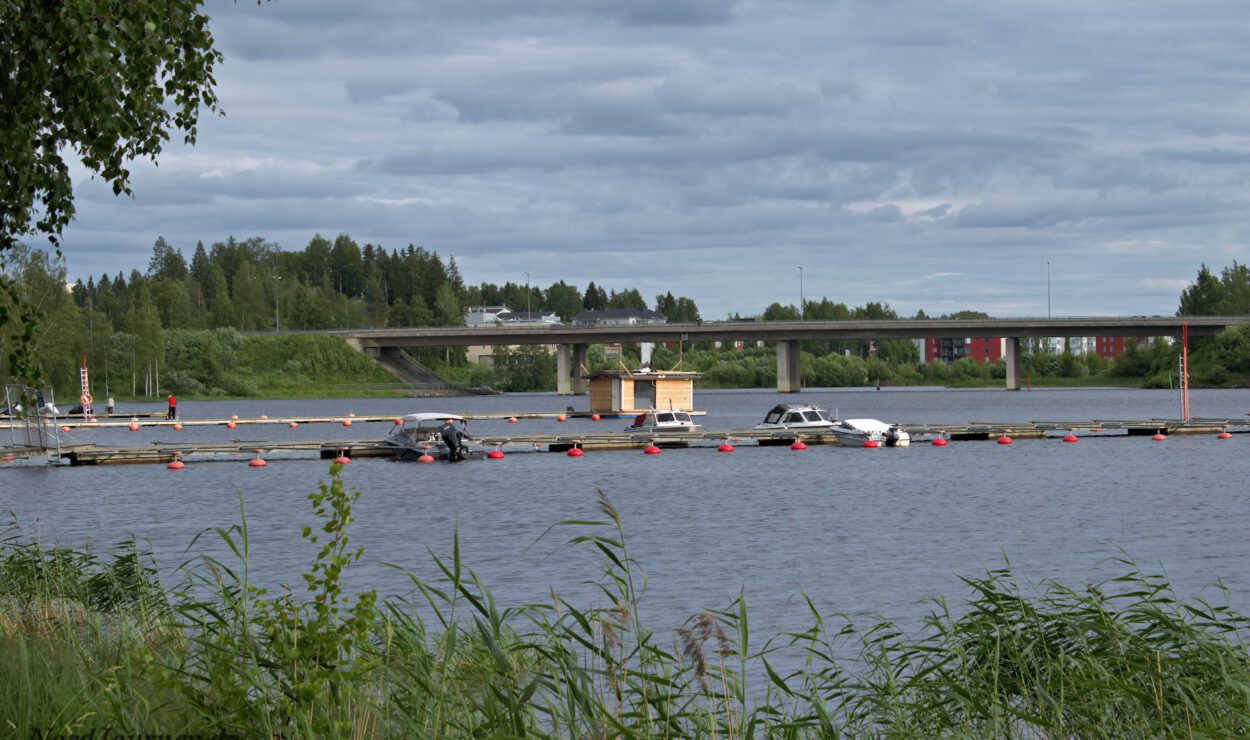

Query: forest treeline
2,234,1250,396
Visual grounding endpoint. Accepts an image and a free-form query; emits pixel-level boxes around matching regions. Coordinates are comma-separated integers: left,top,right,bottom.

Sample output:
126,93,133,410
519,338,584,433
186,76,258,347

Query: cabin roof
765,403,824,416
587,370,701,380
400,413,464,425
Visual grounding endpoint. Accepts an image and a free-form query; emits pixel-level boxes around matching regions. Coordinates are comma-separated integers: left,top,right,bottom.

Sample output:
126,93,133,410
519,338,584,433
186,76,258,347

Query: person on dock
106,396,115,415
167,394,177,420
439,418,471,462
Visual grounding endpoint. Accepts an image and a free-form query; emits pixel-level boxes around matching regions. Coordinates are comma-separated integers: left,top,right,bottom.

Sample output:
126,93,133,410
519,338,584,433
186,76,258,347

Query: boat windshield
657,412,675,423
673,412,691,423
783,412,803,424
802,410,828,422
764,411,783,423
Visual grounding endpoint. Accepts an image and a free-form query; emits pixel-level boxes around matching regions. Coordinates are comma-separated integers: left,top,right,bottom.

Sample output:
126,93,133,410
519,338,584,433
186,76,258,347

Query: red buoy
790,440,807,451
487,449,505,459
417,453,435,463
557,415,567,422
717,442,734,452
60,426,71,433
288,421,298,428
997,436,1013,445
643,445,661,455
226,421,237,429
862,439,879,448
394,418,403,425
1218,431,1233,439
591,413,601,421
260,414,269,420
248,457,267,468
1152,433,1166,441
128,423,140,431
931,437,948,447
333,454,352,465
1063,434,1079,443
567,447,584,457
173,423,183,431
342,419,352,427
167,457,185,470
508,416,518,423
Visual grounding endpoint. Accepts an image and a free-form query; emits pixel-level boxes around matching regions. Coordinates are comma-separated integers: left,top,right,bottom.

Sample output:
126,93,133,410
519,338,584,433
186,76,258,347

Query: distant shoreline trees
4,242,1250,395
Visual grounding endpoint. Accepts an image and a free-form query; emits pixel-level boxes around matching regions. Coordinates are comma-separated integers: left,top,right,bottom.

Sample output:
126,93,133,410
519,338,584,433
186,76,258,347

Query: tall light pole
798,265,804,318
524,271,531,319
1046,260,1051,318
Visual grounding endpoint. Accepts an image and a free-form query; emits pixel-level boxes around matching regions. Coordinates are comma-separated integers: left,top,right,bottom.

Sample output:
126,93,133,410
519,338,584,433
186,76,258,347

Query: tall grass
2,473,1249,737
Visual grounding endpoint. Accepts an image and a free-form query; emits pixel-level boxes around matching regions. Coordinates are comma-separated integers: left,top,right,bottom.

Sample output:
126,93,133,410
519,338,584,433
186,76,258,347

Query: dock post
777,339,802,392
556,344,573,395
1005,337,1022,390
572,344,588,395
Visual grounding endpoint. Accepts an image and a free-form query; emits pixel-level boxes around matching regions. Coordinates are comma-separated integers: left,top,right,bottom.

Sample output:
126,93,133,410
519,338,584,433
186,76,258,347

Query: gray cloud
48,0,1250,318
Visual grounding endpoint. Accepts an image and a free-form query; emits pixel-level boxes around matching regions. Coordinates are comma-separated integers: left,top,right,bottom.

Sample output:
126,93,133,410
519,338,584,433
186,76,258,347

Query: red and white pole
1181,322,1189,421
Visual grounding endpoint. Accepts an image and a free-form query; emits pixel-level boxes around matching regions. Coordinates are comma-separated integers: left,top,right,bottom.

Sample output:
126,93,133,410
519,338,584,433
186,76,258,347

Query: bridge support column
572,343,587,395
1005,337,1022,390
556,344,572,395
777,340,802,393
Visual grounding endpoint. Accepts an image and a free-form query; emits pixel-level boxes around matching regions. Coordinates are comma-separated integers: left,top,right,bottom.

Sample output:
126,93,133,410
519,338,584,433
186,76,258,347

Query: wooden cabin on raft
586,369,701,417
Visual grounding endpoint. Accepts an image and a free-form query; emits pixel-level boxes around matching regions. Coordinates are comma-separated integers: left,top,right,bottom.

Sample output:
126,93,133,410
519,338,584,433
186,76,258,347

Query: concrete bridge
323,316,1250,393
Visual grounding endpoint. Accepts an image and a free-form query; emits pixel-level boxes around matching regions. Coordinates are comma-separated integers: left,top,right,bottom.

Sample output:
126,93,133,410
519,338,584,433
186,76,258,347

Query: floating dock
0,416,1244,466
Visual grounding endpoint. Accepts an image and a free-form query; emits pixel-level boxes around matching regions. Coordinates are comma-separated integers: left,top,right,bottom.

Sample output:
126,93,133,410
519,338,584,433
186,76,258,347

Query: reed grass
2,474,1248,737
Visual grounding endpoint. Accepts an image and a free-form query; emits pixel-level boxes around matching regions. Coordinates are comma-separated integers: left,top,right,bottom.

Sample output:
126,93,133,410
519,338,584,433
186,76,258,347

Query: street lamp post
798,265,804,318
1046,261,1051,318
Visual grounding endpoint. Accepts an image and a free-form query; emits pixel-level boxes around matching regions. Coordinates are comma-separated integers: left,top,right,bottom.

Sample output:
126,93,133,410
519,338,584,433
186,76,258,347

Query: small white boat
625,409,702,434
384,413,480,460
830,418,911,447
755,403,835,431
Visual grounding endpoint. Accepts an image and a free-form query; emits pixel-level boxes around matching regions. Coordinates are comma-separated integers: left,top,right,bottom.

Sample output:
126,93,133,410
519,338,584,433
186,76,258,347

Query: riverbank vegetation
5,239,1250,397
2,470,1249,737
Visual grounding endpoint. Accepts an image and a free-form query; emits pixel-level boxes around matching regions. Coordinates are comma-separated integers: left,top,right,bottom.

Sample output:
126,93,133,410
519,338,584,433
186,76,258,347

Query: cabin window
675,413,691,422
765,412,782,423
802,411,823,422
783,413,801,424
658,413,674,422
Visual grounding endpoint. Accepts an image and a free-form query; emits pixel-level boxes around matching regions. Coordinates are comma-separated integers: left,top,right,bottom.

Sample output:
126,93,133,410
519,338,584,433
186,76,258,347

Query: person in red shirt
167,394,177,420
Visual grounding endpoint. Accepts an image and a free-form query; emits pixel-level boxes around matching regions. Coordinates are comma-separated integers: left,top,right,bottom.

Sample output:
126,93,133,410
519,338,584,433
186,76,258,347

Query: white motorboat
755,403,835,431
384,413,481,460
830,418,911,447
625,409,702,434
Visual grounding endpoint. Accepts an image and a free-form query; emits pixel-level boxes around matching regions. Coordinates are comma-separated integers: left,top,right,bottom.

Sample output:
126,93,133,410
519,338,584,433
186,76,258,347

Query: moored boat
384,413,482,460
754,403,836,431
829,418,911,447
624,409,702,434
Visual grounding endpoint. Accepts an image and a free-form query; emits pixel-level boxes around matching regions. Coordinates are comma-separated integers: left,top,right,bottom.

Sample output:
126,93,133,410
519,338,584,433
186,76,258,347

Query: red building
922,337,1004,364
1092,336,1128,359
921,335,1134,364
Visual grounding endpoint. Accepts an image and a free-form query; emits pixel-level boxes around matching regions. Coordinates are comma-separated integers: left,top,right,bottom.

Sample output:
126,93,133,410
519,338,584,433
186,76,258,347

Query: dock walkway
0,415,1243,466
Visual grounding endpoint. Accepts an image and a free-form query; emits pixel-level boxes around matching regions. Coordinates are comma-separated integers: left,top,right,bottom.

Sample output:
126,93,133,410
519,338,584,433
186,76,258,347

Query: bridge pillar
1005,337,1022,390
572,343,587,395
556,344,572,395
777,340,802,393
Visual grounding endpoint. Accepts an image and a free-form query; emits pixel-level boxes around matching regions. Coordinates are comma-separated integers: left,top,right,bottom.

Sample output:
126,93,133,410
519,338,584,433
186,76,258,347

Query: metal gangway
2,384,63,464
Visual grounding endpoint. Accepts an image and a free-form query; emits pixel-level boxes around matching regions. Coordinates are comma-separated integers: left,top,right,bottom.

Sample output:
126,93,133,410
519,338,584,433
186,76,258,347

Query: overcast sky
57,0,1250,318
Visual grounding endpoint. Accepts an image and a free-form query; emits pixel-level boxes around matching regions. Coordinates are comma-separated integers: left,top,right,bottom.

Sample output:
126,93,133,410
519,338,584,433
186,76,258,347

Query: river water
3,387,1248,640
